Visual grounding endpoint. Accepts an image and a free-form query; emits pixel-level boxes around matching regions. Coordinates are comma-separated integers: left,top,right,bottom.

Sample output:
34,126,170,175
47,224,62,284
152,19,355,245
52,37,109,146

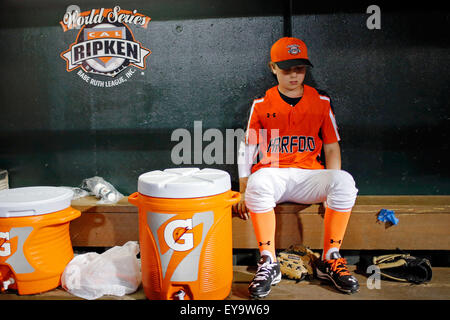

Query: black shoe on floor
248,255,281,299
316,252,359,294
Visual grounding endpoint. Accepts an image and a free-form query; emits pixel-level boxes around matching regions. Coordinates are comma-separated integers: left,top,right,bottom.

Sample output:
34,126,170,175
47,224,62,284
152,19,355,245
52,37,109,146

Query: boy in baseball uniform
235,37,359,298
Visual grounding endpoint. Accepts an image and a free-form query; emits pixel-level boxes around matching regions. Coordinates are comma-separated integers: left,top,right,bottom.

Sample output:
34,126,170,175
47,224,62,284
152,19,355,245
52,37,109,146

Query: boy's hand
233,196,249,220
232,177,250,220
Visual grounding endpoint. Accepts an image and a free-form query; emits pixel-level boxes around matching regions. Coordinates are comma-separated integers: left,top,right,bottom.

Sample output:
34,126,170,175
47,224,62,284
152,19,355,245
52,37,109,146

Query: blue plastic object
377,209,399,225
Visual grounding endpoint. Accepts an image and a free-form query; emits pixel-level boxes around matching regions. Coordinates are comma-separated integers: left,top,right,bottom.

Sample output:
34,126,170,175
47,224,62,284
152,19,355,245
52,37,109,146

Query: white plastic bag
81,176,124,204
61,241,141,300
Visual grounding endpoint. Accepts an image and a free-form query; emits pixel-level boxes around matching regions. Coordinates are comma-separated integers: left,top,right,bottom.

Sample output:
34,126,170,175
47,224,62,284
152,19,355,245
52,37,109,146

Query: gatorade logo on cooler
164,219,194,252
148,211,214,282
0,228,35,273
0,232,11,256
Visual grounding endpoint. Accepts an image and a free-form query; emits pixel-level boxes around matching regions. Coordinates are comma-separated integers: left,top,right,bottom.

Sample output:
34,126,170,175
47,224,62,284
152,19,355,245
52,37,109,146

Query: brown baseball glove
277,244,320,282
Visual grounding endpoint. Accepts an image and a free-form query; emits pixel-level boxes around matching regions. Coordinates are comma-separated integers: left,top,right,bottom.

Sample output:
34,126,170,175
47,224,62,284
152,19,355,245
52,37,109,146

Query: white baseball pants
245,167,358,213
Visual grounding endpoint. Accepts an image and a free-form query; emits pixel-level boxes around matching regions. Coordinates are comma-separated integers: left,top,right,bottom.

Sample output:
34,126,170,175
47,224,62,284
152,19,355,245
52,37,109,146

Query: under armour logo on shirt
259,241,271,246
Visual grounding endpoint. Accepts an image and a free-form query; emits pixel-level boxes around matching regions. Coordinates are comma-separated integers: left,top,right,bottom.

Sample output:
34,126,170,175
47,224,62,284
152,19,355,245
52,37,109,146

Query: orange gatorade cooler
128,168,240,300
0,186,80,294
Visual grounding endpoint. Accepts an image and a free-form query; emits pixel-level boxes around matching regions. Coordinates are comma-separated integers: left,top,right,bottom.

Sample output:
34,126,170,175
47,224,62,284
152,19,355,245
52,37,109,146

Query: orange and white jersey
245,84,340,173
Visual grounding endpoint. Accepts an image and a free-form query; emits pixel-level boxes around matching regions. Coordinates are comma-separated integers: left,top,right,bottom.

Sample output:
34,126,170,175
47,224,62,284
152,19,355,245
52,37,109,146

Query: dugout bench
70,195,450,251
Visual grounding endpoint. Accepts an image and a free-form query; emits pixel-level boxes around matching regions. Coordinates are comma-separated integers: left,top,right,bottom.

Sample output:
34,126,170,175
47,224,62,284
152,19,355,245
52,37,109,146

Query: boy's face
271,63,306,92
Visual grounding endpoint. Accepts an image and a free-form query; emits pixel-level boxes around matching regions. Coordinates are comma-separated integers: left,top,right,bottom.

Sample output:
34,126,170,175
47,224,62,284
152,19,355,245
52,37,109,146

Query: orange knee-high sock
322,207,351,261
250,209,276,262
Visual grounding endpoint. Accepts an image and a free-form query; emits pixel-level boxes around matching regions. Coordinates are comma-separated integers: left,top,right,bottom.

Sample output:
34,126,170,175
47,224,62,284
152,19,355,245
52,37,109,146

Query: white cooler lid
0,186,74,218
138,168,231,198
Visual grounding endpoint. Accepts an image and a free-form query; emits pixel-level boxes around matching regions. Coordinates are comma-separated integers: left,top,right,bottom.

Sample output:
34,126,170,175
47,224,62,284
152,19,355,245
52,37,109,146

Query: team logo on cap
60,6,151,87
287,44,301,55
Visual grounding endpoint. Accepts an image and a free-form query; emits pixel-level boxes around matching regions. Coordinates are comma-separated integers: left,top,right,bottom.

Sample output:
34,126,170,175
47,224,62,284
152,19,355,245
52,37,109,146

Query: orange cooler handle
224,191,241,206
42,207,81,224
65,207,82,221
128,192,140,206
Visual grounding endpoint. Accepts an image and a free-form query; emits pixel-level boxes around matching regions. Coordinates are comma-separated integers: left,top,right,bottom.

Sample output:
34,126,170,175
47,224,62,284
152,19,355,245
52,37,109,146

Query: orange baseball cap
270,37,313,69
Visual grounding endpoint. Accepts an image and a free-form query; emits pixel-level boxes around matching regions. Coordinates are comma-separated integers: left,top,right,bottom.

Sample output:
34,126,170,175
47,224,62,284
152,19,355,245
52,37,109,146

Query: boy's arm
322,142,341,209
323,141,341,170
233,142,258,220
239,177,249,193
235,97,264,219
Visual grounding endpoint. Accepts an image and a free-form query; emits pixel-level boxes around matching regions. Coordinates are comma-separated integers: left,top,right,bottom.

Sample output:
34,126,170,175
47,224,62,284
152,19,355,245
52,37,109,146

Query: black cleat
248,255,281,299
316,252,359,294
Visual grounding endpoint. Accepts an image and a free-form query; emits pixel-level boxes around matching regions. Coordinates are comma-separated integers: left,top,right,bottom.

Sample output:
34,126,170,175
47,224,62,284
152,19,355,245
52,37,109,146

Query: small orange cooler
0,186,80,294
128,168,240,300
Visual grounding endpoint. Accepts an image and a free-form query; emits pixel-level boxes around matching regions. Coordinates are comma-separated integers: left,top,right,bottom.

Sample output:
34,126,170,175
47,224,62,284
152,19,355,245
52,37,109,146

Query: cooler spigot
173,289,186,300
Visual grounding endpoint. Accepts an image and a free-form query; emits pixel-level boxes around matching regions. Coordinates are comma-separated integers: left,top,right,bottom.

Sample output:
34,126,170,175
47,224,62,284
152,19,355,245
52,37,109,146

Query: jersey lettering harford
266,135,316,153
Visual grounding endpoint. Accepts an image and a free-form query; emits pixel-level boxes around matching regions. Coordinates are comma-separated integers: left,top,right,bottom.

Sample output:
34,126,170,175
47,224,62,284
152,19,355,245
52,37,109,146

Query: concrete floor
0,266,448,300
230,266,450,300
